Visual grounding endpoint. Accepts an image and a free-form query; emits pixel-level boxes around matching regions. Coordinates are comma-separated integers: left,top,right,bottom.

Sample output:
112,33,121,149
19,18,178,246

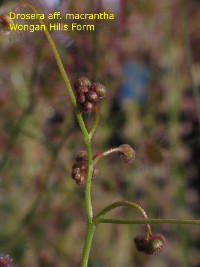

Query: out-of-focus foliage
0,0,200,266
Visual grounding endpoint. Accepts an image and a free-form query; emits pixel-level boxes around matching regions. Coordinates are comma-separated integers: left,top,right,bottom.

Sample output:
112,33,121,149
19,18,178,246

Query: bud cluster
71,150,99,187
134,234,166,255
74,77,106,113
0,255,13,267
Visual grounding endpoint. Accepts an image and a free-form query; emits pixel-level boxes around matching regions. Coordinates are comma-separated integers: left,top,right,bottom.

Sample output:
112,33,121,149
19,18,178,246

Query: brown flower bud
118,144,135,163
74,77,91,90
85,90,98,104
71,162,87,186
71,161,99,187
77,94,86,104
75,150,88,162
134,235,147,253
83,101,94,113
76,85,89,95
145,234,166,255
91,83,106,99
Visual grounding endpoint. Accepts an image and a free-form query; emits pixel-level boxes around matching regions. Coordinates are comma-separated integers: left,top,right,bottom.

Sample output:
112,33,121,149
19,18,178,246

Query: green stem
181,0,200,126
94,201,152,237
81,223,95,267
13,3,89,146
89,105,100,140
93,147,124,166
95,218,200,226
85,142,94,222
13,1,93,220
13,3,95,264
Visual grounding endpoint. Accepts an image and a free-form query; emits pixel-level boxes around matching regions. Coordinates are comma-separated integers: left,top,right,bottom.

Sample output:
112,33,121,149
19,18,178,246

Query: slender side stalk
89,105,100,140
93,147,125,166
95,218,200,226
81,223,95,267
94,201,152,237
181,0,200,126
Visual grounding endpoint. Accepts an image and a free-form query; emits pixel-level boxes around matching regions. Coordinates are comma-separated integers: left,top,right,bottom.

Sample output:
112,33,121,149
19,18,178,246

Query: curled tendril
118,144,136,163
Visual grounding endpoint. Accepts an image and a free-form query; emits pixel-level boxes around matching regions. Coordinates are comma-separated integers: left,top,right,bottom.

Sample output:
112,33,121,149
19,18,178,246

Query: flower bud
134,235,147,253
76,85,89,95
86,90,98,104
74,77,91,90
75,150,88,162
118,144,135,163
0,255,13,267
71,161,99,186
71,162,87,186
145,234,166,255
77,94,85,104
91,83,106,98
83,101,94,113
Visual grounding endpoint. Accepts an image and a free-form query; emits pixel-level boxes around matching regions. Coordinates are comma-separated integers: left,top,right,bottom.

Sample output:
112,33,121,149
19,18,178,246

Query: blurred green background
0,0,200,266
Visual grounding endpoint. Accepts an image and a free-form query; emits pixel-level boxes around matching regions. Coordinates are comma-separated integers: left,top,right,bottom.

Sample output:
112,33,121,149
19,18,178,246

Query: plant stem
12,3,95,264
89,105,100,140
95,218,200,226
13,1,93,220
85,141,94,222
13,3,89,145
81,223,95,267
93,147,124,166
94,201,152,237
181,0,200,126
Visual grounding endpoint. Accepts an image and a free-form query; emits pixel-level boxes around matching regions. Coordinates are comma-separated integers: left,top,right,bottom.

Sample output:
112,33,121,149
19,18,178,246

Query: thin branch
94,201,152,237
89,105,100,140
95,218,200,226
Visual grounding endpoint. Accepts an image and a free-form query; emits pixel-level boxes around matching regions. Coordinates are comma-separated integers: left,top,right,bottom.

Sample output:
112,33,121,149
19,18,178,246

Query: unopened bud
74,77,91,90
83,101,94,113
134,235,147,253
134,233,166,255
91,83,106,99
77,94,86,104
75,150,88,162
71,162,87,186
71,161,99,187
118,144,135,163
86,90,98,104
76,86,89,95
145,234,166,255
